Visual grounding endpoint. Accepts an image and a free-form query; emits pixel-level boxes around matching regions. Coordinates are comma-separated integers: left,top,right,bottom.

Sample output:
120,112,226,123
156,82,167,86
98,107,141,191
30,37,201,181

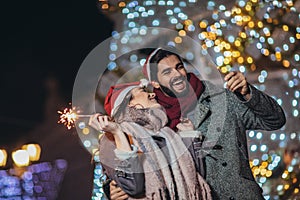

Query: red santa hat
104,79,149,117
142,48,162,82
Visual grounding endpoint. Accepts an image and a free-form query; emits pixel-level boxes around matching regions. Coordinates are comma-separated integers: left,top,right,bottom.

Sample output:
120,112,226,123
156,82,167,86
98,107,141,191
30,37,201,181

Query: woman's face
129,87,161,109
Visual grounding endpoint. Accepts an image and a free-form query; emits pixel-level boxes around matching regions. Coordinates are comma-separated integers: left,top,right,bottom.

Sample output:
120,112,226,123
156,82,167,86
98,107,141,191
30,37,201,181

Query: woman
89,79,211,200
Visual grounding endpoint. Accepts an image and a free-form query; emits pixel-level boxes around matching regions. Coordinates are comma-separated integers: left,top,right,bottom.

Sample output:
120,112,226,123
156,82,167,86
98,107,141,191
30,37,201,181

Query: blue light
279,133,285,140
179,1,186,7
110,43,118,51
166,9,173,15
109,54,116,61
294,54,300,61
130,54,138,62
158,0,165,6
289,37,295,43
295,90,300,98
173,7,181,13
267,38,274,45
293,109,299,117
260,145,267,152
250,145,257,152
270,133,277,140
167,1,174,6
238,0,246,7
107,62,117,70
122,8,129,14
289,80,294,88
148,10,154,15
84,140,91,148
261,70,268,78
152,20,160,26
249,130,255,138
256,132,263,139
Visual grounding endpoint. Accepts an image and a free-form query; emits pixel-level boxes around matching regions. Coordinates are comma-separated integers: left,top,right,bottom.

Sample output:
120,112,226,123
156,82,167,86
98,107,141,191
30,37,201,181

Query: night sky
0,1,113,145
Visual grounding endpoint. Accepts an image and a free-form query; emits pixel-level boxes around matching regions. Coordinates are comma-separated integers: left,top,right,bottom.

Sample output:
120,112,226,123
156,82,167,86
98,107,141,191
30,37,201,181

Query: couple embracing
89,47,285,200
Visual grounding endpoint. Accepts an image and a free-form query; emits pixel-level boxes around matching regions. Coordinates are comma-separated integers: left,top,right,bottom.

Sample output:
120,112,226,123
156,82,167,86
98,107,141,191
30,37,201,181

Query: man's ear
151,81,160,89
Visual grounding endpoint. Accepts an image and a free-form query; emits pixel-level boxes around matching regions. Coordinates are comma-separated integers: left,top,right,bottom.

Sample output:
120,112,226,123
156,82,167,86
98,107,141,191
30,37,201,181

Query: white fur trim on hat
144,48,161,82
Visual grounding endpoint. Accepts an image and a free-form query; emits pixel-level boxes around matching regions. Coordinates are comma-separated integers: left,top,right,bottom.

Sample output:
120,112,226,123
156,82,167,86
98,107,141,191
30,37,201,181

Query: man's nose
149,93,156,98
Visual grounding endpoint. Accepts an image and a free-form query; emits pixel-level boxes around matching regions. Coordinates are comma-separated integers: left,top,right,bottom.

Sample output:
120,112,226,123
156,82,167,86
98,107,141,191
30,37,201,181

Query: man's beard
160,76,189,98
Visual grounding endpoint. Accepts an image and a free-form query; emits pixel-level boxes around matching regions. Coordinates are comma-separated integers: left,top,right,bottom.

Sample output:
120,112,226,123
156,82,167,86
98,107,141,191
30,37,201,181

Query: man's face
156,55,188,97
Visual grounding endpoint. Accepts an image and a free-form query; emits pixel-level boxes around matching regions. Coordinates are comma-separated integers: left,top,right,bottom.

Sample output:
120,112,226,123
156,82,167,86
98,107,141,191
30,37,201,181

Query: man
110,47,286,200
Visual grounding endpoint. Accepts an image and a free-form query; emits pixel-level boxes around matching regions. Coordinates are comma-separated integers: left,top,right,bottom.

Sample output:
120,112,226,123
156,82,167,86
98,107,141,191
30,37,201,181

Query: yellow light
297,33,300,40
232,7,242,14
220,67,228,74
199,21,207,29
247,57,253,64
263,49,270,56
232,51,241,57
224,58,231,65
0,149,7,167
240,32,247,39
174,36,182,44
275,52,282,61
254,168,260,175
102,3,109,9
243,16,251,22
260,168,267,176
237,57,244,64
12,150,30,167
261,161,268,168
266,170,272,177
83,128,90,135
245,4,252,11
118,1,126,7
215,39,221,45
293,178,297,183
234,40,241,47
22,144,41,162
249,161,253,168
284,184,290,190
283,25,289,32
266,18,272,23
248,21,255,28
178,30,186,37
224,43,231,50
257,21,264,28
184,19,193,26
282,170,289,179
283,60,290,68
294,188,299,194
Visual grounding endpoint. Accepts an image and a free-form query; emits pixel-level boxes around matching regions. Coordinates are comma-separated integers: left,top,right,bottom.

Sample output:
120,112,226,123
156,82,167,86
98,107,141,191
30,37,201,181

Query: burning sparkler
57,107,91,129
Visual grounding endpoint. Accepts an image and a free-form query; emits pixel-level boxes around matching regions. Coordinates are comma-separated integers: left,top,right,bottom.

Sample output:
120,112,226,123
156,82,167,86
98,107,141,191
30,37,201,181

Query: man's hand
224,71,250,100
110,180,129,200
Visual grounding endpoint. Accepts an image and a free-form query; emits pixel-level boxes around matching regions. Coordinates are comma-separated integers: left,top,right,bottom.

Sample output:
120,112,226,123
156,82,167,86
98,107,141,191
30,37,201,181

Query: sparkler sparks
57,107,91,129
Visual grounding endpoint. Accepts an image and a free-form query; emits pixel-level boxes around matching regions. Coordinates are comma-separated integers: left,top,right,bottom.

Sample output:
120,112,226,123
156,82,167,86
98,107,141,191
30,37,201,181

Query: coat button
216,127,221,132
229,197,235,200
222,162,227,167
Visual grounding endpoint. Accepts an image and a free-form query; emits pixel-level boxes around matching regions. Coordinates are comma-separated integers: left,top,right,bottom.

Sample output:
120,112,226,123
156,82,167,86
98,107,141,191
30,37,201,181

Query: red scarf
154,73,204,131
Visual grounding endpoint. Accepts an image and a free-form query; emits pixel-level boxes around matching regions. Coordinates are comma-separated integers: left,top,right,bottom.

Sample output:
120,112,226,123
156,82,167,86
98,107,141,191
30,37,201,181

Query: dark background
0,1,113,146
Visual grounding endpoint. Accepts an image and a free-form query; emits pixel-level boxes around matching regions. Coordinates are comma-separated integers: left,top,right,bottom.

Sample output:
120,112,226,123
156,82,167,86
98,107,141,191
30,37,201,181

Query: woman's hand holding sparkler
88,114,132,152
88,114,121,135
